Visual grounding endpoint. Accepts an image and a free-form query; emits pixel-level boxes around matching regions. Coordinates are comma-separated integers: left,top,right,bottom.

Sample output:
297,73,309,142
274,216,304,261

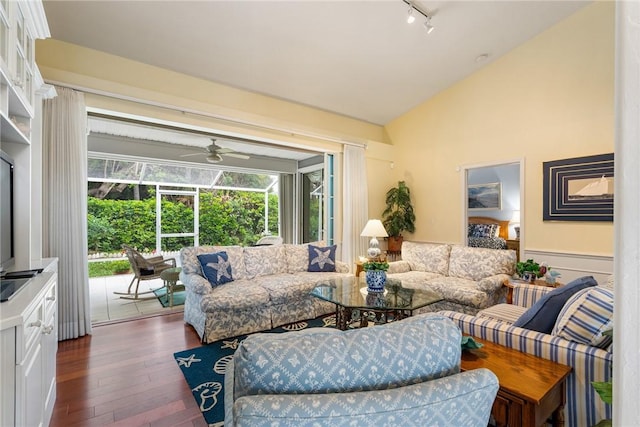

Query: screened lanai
86,113,331,260
88,154,280,253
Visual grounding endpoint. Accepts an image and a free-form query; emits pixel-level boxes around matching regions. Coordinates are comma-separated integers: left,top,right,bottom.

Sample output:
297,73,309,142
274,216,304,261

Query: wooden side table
355,261,364,278
461,338,572,427
503,278,561,304
506,239,520,261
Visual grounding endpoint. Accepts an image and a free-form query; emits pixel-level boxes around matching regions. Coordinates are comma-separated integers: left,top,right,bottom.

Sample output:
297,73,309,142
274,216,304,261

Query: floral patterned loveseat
387,241,516,315
180,243,351,343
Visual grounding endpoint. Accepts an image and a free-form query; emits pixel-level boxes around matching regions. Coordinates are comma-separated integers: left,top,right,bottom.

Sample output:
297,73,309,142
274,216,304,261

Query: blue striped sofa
439,281,613,427
224,314,499,426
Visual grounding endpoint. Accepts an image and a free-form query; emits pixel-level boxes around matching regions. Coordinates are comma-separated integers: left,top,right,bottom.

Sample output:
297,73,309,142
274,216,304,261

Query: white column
614,1,640,425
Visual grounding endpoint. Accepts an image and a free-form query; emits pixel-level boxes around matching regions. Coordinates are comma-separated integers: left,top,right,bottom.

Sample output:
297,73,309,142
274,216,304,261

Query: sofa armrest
180,272,211,295
512,283,555,307
438,310,612,427
229,369,498,426
387,260,411,274
477,274,511,293
335,260,349,273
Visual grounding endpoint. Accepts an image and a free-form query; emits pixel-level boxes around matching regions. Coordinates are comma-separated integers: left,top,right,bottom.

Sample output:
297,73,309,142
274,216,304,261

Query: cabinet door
19,340,44,427
0,0,8,70
42,306,57,424
0,328,17,426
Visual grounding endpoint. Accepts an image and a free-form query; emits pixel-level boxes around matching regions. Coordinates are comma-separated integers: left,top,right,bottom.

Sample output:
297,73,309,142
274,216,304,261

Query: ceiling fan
181,139,251,163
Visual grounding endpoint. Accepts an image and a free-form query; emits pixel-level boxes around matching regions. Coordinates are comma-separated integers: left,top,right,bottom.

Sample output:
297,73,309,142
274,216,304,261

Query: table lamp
360,219,388,258
511,210,521,240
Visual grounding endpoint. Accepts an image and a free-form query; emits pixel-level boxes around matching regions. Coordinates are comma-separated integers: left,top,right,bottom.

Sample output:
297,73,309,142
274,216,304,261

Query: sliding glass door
297,154,334,244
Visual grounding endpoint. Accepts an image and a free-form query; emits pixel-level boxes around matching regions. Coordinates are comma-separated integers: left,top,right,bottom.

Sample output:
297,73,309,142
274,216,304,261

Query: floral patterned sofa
386,241,516,315
180,243,351,343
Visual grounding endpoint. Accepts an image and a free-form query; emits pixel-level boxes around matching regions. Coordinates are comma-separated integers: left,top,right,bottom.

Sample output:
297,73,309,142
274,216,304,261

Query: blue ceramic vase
365,270,386,293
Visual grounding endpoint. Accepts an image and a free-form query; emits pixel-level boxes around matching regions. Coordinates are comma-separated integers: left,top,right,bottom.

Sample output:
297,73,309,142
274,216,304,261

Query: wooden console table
461,338,571,427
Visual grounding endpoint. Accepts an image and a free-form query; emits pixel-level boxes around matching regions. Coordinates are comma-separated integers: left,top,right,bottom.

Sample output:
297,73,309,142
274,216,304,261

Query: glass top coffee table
310,276,443,330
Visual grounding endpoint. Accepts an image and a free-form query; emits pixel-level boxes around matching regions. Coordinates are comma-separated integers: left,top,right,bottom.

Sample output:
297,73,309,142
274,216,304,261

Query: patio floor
89,273,184,325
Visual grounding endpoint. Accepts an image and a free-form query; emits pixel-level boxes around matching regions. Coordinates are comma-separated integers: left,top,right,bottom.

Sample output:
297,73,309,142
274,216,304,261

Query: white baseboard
523,249,613,285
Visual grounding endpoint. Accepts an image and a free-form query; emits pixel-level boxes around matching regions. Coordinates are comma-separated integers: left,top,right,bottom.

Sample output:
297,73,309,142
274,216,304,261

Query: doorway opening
462,159,524,260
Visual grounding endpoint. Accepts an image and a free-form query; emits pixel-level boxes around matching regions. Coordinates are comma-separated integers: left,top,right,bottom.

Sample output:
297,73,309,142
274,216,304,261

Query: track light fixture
407,4,416,24
402,0,434,34
423,15,434,34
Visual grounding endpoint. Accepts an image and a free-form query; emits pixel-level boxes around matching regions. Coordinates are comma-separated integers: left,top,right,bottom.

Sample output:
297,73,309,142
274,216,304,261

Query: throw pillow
197,251,234,287
307,244,336,272
552,287,614,348
468,223,498,238
512,276,598,333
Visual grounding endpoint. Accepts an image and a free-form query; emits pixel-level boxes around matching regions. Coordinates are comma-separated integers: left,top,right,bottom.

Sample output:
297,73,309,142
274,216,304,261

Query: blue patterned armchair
224,314,499,426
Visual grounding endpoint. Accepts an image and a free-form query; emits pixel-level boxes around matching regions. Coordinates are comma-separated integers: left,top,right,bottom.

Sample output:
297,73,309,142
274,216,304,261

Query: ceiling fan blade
224,153,250,160
180,152,204,158
215,147,236,154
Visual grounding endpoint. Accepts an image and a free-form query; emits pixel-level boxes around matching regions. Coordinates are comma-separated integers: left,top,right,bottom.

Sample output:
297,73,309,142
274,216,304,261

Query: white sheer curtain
42,87,92,340
341,145,369,268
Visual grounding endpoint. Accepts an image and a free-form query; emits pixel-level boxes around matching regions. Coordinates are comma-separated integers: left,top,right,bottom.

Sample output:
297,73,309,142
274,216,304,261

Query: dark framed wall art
543,153,614,221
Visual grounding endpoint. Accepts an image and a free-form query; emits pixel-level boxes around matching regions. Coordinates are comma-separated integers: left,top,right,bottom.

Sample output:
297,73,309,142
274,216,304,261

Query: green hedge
88,190,278,253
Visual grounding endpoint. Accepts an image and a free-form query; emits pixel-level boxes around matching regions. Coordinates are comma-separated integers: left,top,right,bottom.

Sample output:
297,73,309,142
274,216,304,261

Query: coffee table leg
336,305,351,330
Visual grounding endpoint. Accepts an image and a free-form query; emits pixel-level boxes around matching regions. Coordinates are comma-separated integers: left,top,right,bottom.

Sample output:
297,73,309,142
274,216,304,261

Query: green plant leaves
362,261,389,271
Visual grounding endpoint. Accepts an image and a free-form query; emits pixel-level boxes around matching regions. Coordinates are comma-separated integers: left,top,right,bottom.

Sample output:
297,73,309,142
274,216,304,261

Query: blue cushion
307,244,336,272
197,251,234,287
512,276,598,333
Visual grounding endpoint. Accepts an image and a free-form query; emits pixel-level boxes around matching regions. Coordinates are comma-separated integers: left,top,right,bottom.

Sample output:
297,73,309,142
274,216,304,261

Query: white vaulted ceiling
43,1,589,126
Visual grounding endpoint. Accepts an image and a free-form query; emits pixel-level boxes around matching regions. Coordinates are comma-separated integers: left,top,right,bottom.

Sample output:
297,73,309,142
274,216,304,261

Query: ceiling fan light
206,153,223,163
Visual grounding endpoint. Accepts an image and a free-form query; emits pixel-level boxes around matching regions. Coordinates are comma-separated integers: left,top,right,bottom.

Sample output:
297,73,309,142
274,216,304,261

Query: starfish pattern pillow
307,244,337,272
197,251,234,287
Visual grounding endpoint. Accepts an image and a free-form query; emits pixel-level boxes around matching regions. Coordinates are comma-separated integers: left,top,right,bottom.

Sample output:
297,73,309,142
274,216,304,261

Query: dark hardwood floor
51,313,206,427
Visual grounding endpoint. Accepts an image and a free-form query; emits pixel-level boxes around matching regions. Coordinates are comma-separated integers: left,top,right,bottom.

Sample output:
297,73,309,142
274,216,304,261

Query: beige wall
384,2,615,256
35,39,390,150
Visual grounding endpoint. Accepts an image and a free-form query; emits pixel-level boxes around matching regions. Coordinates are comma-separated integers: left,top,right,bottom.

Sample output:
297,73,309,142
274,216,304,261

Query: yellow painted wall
35,39,390,149
384,2,615,256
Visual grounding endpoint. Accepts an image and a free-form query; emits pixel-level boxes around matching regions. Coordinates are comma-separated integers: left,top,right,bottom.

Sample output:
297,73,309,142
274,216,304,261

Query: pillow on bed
468,223,499,238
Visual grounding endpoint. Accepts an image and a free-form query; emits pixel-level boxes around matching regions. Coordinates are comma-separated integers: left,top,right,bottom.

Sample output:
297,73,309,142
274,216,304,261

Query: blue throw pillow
197,251,234,287
512,276,598,333
307,244,337,272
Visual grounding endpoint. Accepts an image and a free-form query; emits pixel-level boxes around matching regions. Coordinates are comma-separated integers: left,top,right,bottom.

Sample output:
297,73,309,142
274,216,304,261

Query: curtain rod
46,79,368,149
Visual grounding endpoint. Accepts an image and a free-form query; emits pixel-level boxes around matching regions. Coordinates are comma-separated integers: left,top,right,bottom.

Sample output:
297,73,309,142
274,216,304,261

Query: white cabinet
0,258,58,427
1,0,53,271
0,0,49,145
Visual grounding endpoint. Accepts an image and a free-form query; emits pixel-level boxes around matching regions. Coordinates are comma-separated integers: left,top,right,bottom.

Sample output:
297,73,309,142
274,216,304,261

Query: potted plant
515,259,542,282
382,181,416,253
362,260,389,293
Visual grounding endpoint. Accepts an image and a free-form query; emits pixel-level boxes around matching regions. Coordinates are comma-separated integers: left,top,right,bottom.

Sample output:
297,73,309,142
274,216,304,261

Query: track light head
407,7,416,24
423,16,434,34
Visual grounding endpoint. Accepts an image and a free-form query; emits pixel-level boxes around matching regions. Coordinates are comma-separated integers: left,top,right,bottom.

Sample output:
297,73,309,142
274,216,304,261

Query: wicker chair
115,245,176,300
255,235,283,245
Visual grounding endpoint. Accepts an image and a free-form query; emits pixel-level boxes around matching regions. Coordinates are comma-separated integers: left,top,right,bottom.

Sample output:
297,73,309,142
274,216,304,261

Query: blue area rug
173,315,336,426
152,287,185,307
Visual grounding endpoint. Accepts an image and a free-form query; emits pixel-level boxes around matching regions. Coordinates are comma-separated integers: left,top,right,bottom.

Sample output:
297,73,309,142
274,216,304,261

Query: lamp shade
510,210,521,225
360,219,388,238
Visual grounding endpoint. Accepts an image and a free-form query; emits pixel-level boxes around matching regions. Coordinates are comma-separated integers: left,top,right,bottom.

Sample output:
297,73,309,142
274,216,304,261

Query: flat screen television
0,150,15,271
